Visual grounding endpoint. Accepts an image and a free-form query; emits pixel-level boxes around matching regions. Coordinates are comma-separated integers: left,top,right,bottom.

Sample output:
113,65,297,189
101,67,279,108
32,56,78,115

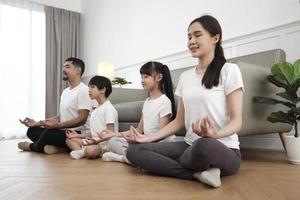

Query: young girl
65,75,118,159
124,15,244,188
99,61,176,163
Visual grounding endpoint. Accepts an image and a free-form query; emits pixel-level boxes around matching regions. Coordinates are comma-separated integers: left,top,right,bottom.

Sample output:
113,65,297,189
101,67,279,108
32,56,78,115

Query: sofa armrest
237,61,292,136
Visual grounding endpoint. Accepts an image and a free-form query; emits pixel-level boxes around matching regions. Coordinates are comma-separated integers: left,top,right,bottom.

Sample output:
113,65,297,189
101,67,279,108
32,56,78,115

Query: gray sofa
109,49,292,145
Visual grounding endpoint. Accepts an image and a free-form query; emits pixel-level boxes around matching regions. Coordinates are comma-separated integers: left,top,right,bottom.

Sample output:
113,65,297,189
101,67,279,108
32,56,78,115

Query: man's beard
63,75,68,81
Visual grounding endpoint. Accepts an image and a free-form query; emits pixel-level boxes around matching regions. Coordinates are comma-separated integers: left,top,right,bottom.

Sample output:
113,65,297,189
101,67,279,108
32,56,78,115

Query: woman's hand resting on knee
192,116,218,139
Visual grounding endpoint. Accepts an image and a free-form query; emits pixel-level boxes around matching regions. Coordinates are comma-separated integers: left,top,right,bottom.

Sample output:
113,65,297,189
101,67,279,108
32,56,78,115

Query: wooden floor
1,140,300,200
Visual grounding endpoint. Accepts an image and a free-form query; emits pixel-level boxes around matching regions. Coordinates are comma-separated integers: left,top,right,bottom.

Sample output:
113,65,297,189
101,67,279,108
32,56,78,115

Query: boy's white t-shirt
60,82,92,131
175,63,244,149
90,100,118,139
142,94,175,142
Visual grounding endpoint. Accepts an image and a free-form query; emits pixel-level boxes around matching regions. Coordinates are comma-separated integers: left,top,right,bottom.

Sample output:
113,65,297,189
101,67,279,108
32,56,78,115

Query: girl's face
88,84,103,99
140,73,162,91
187,22,219,59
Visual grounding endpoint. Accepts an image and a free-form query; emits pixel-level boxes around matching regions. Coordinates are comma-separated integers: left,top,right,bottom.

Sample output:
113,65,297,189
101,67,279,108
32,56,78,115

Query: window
0,3,45,139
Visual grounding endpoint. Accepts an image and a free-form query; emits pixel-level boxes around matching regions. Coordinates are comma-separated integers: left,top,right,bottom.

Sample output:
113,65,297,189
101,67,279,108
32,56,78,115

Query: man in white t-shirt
18,57,92,154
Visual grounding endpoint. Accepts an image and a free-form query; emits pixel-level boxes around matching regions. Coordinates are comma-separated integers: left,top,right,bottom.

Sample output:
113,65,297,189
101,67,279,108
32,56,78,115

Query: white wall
81,0,300,76
30,0,81,12
114,21,300,89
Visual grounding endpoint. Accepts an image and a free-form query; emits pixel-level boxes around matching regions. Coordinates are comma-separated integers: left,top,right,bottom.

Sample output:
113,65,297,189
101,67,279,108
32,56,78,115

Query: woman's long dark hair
189,15,226,89
140,62,176,120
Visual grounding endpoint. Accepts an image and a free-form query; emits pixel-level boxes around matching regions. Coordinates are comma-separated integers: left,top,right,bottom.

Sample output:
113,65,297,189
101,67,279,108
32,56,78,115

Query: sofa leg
279,132,287,152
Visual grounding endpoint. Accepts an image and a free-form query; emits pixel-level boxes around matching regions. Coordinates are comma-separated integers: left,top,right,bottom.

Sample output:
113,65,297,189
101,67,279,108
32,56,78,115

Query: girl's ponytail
161,64,176,120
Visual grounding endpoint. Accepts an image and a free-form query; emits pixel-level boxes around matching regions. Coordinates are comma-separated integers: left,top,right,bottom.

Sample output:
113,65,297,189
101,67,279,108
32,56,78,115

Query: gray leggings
126,138,241,180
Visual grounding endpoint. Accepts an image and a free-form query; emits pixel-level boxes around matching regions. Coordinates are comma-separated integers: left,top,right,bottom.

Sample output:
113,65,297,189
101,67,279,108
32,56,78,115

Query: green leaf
112,77,132,85
293,59,300,81
267,111,295,125
267,75,289,89
293,97,300,104
271,61,294,84
253,96,295,108
291,107,300,115
287,79,300,101
290,78,300,90
276,92,293,101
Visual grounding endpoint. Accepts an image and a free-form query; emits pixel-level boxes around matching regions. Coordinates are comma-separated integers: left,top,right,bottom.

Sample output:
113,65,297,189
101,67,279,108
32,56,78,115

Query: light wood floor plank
1,139,300,200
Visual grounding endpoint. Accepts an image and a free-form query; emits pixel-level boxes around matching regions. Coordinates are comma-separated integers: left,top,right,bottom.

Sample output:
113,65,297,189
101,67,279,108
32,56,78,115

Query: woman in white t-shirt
124,15,244,188
65,75,118,159
99,61,176,164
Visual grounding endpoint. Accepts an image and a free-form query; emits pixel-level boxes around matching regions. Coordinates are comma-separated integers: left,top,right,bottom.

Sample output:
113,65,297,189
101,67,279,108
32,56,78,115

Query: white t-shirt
175,63,244,149
60,82,92,131
90,100,118,139
142,94,175,142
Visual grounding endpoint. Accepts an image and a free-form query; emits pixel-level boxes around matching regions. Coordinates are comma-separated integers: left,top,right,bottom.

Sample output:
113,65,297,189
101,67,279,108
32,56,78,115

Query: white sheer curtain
0,0,45,139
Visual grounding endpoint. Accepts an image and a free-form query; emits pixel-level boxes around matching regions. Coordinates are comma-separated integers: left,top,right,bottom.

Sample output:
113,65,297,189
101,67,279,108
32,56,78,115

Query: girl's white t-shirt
142,94,175,142
175,63,244,149
60,82,92,131
89,100,118,139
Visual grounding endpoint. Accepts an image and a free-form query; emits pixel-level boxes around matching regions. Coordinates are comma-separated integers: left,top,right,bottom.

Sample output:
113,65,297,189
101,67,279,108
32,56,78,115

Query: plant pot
284,135,300,165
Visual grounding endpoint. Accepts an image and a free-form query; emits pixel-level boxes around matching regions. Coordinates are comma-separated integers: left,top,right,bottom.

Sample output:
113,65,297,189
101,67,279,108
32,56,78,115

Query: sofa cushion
115,101,143,122
109,88,148,104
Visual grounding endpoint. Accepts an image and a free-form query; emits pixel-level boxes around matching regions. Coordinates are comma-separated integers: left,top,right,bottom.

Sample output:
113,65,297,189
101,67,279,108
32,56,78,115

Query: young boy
65,75,118,159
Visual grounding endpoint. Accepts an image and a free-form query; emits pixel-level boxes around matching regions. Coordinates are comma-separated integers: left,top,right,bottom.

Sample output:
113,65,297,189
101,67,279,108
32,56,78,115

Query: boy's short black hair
88,75,112,97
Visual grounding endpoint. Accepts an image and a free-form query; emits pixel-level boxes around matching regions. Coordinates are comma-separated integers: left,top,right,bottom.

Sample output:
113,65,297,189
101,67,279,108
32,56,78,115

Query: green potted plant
112,77,132,88
253,59,300,164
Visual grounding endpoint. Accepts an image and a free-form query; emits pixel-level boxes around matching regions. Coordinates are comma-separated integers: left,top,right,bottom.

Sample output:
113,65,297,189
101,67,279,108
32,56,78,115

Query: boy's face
88,84,105,99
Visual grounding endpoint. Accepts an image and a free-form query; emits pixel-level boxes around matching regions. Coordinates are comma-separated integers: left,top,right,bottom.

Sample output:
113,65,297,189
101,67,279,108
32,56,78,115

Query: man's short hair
65,57,85,76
